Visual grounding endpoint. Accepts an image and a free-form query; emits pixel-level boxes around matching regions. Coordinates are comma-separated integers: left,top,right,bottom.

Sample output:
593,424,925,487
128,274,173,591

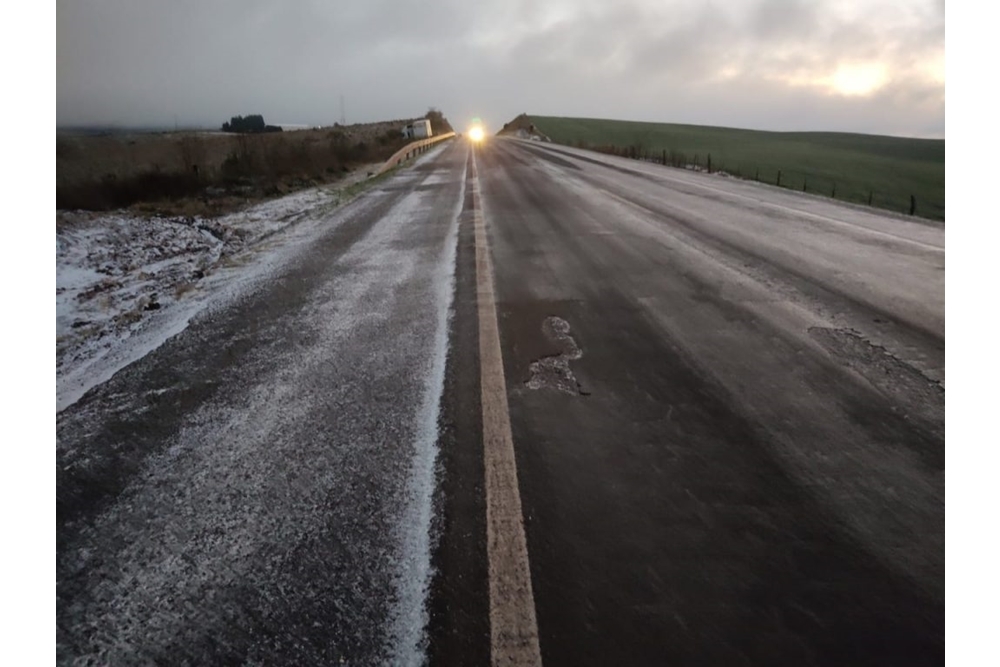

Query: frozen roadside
57,139,463,664
56,164,385,412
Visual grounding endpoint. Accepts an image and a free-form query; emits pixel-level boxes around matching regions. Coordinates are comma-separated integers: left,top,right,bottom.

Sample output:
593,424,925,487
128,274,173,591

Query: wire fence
578,143,942,221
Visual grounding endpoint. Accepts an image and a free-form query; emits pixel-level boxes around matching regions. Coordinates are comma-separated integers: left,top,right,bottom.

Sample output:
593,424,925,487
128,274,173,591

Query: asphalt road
57,137,944,665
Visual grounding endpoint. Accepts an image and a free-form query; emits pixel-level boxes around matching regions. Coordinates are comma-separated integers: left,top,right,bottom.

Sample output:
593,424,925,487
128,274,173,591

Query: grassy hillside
529,116,945,221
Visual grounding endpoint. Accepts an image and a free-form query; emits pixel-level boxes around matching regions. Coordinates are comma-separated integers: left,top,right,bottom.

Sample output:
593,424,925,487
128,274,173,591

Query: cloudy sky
56,0,945,137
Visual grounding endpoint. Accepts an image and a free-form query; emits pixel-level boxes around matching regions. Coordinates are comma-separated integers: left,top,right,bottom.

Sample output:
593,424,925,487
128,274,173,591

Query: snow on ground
56,165,379,412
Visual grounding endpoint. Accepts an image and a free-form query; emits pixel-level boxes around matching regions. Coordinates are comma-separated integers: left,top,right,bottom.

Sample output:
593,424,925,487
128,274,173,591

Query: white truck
401,119,432,139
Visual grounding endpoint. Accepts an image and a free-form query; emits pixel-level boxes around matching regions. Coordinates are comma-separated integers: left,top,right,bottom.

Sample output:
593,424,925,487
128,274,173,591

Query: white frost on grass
56,166,380,412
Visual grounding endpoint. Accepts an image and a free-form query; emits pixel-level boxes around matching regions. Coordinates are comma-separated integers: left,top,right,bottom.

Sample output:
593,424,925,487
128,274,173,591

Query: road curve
57,136,944,666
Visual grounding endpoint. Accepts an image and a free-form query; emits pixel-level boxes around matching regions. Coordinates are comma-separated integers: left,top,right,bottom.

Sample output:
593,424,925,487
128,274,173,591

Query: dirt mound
497,114,551,141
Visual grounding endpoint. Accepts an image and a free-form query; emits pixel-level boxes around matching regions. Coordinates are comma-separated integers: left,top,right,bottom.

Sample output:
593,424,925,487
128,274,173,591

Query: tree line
221,114,283,134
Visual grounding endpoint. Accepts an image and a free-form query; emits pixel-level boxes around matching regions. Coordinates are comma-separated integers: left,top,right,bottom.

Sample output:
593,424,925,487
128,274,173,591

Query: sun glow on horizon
827,62,888,96
770,60,891,97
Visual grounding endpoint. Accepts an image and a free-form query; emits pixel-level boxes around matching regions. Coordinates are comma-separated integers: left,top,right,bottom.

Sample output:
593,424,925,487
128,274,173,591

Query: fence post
755,168,759,182
707,154,712,174
662,149,667,165
803,179,808,192
777,170,782,187
910,195,916,215
868,190,873,206
831,183,836,198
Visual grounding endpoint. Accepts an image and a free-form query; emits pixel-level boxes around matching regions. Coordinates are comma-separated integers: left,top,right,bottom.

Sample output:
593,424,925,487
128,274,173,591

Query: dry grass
57,119,419,215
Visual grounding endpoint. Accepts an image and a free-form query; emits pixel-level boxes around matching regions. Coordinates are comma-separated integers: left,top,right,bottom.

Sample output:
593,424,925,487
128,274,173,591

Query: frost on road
57,145,463,665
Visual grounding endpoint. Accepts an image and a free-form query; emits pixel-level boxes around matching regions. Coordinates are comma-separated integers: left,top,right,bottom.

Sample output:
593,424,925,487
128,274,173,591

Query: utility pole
340,95,346,125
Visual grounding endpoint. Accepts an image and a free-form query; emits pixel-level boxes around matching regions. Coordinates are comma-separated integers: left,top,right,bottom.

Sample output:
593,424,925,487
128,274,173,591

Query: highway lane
57,134,944,665
56,142,469,665
430,138,943,665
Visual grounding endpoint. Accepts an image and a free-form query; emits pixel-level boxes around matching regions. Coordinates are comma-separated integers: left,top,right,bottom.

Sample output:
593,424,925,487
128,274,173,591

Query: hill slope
525,116,944,220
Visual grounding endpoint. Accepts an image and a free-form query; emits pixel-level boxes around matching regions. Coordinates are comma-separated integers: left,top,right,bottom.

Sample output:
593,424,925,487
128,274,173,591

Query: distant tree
424,108,453,134
221,114,282,133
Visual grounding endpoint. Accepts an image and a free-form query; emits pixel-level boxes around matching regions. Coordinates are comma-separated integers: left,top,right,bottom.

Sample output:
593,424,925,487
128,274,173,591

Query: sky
57,0,945,137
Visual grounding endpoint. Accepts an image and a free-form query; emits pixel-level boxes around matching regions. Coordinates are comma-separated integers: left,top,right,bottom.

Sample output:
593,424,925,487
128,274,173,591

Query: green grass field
529,116,945,221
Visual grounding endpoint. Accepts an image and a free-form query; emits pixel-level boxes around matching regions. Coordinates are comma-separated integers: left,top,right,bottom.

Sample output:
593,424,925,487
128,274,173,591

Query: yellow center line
471,146,544,666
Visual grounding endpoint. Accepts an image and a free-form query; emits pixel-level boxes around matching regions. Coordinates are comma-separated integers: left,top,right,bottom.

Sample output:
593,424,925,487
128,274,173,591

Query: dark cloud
748,0,820,42
57,0,944,137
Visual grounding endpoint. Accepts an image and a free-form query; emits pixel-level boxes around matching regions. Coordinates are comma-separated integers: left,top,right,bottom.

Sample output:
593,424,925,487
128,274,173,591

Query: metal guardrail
376,131,456,175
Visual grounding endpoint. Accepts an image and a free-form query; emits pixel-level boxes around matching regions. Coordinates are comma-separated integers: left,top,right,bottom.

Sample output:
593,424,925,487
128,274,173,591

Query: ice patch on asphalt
525,316,587,395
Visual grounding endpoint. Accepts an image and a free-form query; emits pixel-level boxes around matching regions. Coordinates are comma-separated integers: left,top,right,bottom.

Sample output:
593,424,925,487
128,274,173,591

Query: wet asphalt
57,137,944,665
430,139,943,666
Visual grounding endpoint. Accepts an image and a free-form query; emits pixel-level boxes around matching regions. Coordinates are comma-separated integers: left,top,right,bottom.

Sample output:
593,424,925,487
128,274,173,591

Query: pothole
808,326,943,427
525,316,588,395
